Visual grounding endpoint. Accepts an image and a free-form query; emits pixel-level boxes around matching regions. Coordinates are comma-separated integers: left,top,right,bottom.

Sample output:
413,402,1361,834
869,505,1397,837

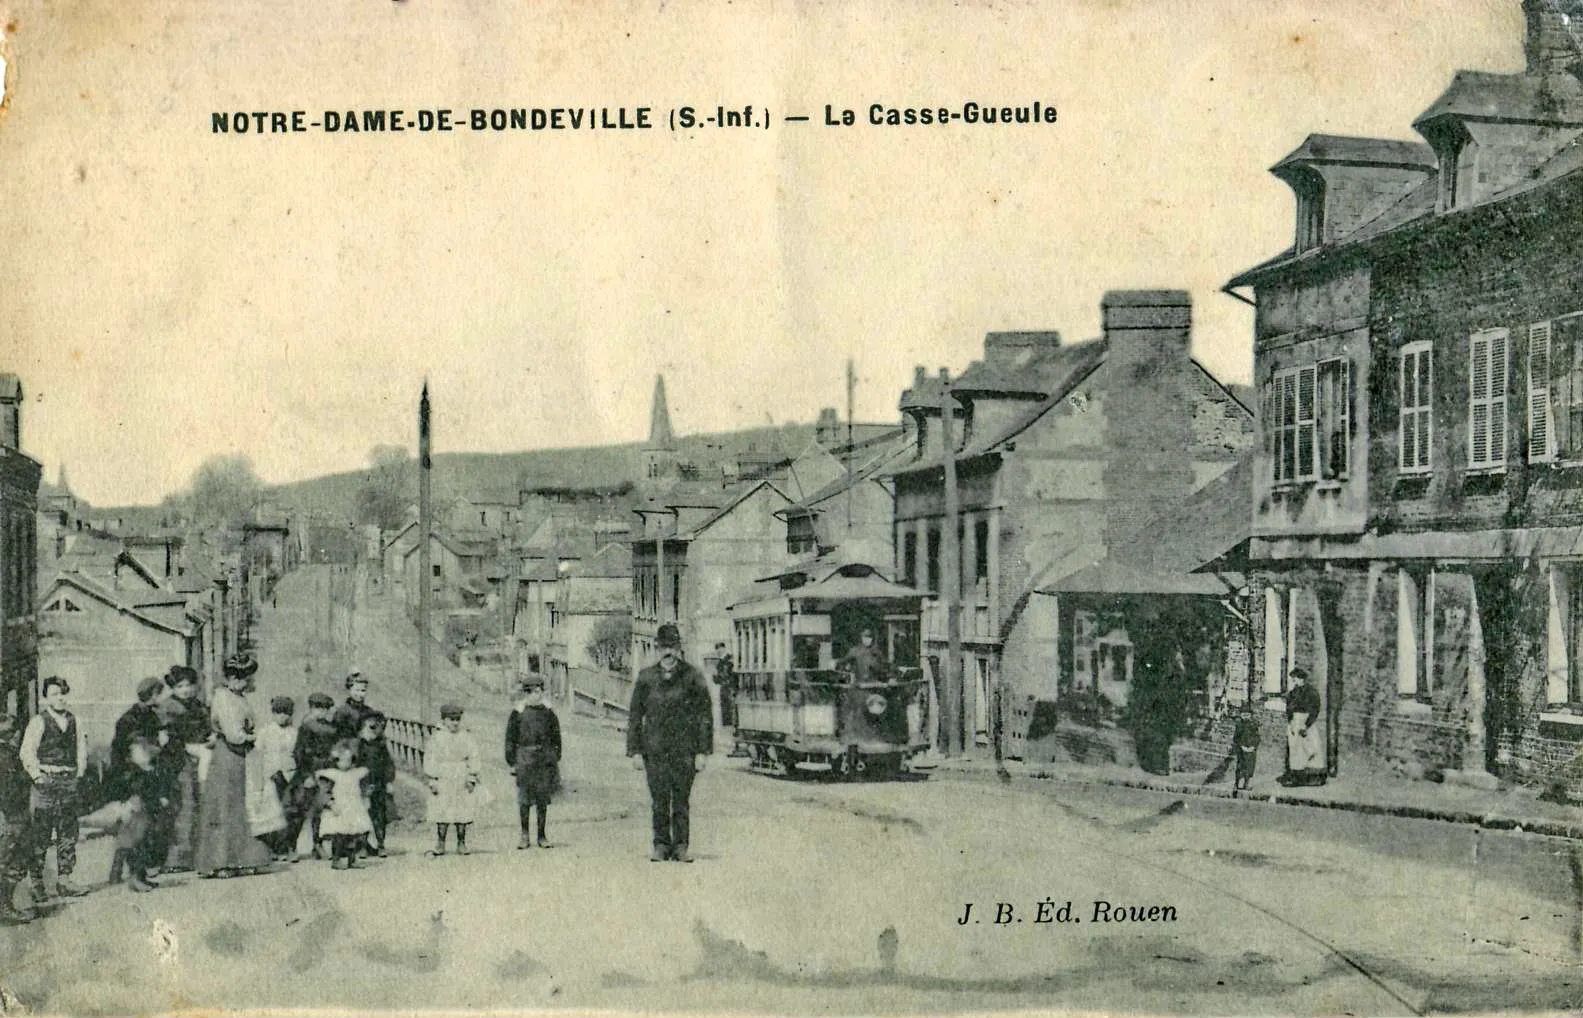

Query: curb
939,762,1583,841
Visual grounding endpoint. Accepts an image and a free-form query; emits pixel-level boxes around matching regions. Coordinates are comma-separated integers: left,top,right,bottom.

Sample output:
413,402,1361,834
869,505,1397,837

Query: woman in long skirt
195,655,273,877
1282,667,1327,787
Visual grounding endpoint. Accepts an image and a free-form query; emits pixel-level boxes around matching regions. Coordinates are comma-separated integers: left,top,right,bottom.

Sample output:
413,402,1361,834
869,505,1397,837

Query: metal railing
385,715,436,774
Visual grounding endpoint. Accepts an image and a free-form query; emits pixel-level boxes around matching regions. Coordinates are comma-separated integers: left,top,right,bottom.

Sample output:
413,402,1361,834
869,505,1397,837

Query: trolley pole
418,381,433,725
939,368,964,757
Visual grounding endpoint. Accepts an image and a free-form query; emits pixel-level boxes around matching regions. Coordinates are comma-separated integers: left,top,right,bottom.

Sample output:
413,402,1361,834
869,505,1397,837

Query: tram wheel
780,750,800,777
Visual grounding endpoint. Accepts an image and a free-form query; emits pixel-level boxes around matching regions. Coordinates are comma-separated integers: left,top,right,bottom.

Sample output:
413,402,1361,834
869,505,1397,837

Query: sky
0,0,1521,506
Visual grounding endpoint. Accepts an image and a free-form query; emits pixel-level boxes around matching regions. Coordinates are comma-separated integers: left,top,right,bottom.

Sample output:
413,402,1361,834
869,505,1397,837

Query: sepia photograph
2,0,1582,1014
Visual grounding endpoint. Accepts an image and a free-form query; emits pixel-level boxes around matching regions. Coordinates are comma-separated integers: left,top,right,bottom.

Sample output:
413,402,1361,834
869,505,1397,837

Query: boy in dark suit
505,677,561,850
355,711,395,857
291,693,341,859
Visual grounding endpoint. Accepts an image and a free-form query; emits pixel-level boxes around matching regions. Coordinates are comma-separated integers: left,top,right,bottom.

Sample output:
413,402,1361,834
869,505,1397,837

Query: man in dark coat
505,676,561,850
627,624,713,863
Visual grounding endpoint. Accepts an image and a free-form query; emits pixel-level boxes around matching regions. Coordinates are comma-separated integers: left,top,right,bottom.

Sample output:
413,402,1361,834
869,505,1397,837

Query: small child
1233,703,1261,793
292,693,340,860
106,736,167,892
504,677,561,850
315,739,373,870
424,703,480,857
256,696,298,861
355,712,395,857
0,717,36,923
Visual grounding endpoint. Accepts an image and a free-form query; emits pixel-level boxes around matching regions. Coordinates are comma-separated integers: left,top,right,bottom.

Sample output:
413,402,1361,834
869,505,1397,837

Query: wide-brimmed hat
223,653,258,680
656,623,683,649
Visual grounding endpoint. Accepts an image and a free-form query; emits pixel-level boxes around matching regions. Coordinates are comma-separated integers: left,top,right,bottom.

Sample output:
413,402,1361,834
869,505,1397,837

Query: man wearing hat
504,675,561,850
627,623,713,863
111,677,169,779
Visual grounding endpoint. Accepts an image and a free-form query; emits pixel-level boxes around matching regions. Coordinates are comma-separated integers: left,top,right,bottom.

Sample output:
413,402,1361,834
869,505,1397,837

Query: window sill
1395,698,1433,716
1462,466,1507,477
1539,710,1583,726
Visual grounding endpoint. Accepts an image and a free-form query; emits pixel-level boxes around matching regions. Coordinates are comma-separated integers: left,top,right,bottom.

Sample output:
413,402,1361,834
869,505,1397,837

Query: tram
728,559,930,779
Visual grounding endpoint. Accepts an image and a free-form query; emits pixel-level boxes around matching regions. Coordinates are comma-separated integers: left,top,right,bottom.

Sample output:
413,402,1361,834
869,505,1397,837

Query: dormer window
1421,118,1471,213
1291,168,1326,252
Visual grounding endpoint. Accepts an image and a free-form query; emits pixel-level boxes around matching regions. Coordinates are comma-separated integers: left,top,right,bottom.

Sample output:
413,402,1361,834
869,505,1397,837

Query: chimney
0,374,21,450
983,331,1060,370
1524,0,1583,77
816,406,841,445
1101,290,1192,363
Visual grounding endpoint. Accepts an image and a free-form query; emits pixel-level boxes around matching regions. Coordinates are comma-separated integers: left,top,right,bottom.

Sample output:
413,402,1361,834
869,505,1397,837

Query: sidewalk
929,752,1583,840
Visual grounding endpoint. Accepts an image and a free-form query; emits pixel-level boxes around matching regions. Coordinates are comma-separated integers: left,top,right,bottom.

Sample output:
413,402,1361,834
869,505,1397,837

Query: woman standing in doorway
1282,667,1326,787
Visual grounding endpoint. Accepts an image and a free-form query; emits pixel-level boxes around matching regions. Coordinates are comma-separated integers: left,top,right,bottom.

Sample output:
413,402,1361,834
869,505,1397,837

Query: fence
568,664,634,722
385,715,437,774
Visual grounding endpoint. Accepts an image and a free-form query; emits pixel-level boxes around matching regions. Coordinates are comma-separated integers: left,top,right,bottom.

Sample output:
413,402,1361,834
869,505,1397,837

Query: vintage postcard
2,0,1580,1015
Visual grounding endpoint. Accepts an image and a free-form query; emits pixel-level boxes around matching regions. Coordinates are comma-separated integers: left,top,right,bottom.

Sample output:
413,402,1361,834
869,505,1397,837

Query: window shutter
1297,366,1317,479
1531,321,1554,462
1400,352,1415,469
1470,333,1490,466
1549,567,1571,705
1490,330,1508,463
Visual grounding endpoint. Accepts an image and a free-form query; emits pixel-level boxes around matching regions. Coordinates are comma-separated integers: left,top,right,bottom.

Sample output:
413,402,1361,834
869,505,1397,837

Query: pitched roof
1042,455,1253,596
1413,70,1583,128
891,339,1109,475
43,572,192,636
1271,134,1435,172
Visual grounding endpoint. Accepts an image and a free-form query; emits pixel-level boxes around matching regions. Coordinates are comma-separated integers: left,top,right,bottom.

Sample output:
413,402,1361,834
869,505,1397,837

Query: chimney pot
1101,290,1192,352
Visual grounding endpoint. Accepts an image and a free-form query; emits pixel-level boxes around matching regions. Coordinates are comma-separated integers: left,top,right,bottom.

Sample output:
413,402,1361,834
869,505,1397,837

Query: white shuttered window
1468,328,1509,470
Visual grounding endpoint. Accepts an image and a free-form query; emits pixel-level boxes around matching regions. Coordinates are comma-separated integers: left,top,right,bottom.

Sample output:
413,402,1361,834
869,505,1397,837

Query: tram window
926,527,941,593
974,519,989,583
902,531,918,588
792,635,821,670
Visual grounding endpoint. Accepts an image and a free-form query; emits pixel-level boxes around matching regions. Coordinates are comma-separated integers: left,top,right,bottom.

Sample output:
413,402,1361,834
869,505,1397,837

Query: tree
355,445,413,532
186,454,264,530
587,614,632,674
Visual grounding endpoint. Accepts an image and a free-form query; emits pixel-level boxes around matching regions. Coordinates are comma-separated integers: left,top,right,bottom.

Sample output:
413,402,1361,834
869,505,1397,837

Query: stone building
888,294,1254,755
1226,0,1583,787
0,375,39,729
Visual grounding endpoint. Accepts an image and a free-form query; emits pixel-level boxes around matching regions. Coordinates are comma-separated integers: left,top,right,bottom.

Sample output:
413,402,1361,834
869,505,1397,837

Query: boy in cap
291,692,340,859
0,715,36,923
505,676,561,849
110,676,167,778
354,711,395,857
256,696,299,860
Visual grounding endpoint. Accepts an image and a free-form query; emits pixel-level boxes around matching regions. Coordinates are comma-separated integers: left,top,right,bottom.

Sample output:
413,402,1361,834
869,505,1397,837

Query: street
4,708,1583,1015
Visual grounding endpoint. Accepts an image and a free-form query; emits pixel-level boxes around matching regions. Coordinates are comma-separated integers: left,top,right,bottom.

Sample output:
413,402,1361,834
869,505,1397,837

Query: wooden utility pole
419,381,433,725
846,358,856,532
939,368,963,757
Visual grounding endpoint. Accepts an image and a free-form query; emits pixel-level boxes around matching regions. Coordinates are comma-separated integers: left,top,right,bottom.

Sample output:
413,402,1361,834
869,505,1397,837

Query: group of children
0,668,566,923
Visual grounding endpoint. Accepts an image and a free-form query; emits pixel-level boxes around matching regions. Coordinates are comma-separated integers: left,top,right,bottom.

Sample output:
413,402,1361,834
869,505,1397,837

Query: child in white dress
316,739,373,870
423,704,480,856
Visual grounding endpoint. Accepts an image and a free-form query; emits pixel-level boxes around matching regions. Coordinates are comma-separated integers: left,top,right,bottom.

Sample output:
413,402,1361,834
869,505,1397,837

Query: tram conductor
627,623,713,863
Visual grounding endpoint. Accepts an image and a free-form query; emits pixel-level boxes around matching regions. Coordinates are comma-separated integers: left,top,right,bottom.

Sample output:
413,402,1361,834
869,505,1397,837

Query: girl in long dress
316,739,373,870
194,655,274,877
423,703,481,856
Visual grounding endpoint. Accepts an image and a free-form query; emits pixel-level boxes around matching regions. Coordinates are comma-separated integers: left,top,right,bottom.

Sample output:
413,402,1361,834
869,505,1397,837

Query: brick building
0,375,39,730
1226,0,1583,787
887,293,1254,756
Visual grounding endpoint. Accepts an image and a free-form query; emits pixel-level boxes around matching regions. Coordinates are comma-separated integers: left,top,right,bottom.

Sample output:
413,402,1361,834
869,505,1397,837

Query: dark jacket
627,660,713,759
164,695,212,746
107,761,169,811
110,703,164,777
333,699,378,741
1233,714,1261,749
505,705,562,770
293,717,341,784
356,737,396,791
0,744,29,819
1286,682,1322,721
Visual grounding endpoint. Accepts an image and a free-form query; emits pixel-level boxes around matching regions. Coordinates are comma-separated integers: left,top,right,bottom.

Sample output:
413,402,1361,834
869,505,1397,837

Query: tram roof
730,564,927,615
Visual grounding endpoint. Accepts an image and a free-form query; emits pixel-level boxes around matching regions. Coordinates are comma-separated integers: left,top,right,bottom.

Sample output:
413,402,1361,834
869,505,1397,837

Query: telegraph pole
845,358,856,532
418,381,433,725
939,368,963,757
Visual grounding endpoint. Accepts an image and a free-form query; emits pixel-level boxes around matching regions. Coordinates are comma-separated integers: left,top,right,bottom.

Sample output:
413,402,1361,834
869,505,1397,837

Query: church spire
648,374,675,448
